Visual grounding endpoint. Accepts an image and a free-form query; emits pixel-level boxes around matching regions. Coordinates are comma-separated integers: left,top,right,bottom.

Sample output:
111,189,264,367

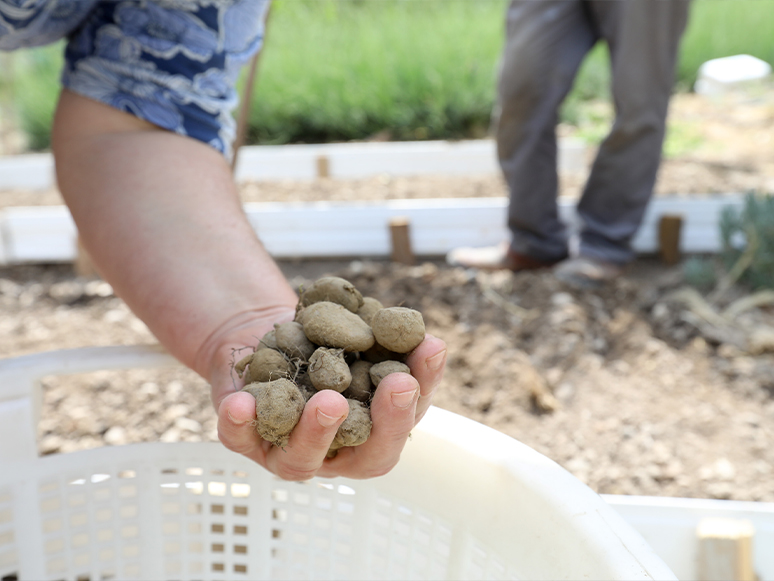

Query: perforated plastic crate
0,345,676,580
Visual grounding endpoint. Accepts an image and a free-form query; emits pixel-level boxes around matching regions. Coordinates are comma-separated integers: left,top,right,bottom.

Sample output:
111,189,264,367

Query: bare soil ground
1,91,773,501
2,259,773,502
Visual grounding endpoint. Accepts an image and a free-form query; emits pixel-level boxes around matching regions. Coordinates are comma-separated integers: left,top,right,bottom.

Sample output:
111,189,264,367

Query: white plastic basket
0,345,676,581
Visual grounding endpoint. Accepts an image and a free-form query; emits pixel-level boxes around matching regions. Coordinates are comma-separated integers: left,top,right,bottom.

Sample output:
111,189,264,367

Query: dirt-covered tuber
234,276,426,457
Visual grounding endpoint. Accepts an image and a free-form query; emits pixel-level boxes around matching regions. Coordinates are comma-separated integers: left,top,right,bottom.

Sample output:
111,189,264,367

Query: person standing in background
448,0,691,288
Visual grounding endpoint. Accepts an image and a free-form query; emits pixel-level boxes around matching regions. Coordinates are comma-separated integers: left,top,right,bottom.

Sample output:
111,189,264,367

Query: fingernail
391,389,418,409
426,349,447,371
317,409,343,428
227,410,248,426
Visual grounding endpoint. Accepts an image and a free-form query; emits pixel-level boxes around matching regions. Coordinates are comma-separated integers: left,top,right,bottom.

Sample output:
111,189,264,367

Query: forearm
52,90,448,482
52,90,298,381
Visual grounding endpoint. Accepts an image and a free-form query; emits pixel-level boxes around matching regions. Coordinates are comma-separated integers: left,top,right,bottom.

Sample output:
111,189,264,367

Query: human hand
212,330,447,481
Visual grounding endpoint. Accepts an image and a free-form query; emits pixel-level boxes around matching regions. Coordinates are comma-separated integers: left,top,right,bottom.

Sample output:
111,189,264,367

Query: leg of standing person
448,0,599,271
555,0,690,286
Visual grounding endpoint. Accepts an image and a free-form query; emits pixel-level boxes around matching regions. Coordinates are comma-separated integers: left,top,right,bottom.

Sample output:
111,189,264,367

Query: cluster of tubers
234,276,425,458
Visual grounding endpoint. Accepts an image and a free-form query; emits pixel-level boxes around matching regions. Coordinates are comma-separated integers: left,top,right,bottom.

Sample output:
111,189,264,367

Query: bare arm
52,90,298,376
52,89,446,480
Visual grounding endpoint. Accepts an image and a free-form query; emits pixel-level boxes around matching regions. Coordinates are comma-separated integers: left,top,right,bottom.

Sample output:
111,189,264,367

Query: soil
2,257,773,502
1,90,774,501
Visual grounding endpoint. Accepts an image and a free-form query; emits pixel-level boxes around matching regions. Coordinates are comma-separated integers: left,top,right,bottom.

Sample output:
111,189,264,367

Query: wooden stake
659,214,683,265
316,155,330,179
389,216,415,265
231,4,273,173
697,517,755,581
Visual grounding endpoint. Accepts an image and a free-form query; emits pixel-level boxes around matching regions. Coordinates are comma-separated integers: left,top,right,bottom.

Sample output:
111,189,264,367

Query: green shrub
244,0,506,144
560,44,611,128
1,0,772,149
678,0,774,90
6,45,62,151
682,256,718,292
720,193,774,290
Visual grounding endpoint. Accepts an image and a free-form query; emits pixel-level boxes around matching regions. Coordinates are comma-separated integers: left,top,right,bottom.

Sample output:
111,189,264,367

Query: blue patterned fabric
0,0,270,158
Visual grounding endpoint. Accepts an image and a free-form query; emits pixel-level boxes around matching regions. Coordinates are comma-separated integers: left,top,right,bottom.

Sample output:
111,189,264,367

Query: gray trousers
497,0,690,264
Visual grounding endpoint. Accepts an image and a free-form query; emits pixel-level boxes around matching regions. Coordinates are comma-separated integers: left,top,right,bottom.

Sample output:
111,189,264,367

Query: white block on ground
695,54,772,96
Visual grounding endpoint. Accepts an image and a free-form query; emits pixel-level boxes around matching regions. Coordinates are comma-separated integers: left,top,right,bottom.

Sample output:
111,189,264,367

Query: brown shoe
446,243,565,272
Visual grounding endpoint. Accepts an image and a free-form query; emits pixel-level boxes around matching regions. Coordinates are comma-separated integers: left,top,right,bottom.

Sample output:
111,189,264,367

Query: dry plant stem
669,286,774,352
669,287,731,329
669,287,750,350
51,89,298,381
708,230,759,304
679,311,748,351
723,290,774,320
231,3,272,172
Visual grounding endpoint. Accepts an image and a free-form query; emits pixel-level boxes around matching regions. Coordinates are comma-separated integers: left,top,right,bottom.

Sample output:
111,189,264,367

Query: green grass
2,45,63,151
663,119,705,159
560,43,611,127
244,0,507,144
678,0,774,91
1,0,772,150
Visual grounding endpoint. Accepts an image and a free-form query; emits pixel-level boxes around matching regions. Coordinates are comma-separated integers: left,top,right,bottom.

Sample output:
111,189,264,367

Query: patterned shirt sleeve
62,0,270,159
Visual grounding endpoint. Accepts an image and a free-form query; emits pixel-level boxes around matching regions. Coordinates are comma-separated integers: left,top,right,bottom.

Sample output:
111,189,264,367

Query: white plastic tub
0,345,676,581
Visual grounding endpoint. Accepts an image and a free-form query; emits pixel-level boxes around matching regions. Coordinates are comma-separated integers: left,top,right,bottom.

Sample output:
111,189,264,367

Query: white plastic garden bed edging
0,139,588,191
0,194,744,266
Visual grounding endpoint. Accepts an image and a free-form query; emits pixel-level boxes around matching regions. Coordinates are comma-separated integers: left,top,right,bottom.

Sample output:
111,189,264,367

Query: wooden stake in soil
316,155,330,179
231,4,273,173
658,214,683,265
389,216,415,266
696,517,755,581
